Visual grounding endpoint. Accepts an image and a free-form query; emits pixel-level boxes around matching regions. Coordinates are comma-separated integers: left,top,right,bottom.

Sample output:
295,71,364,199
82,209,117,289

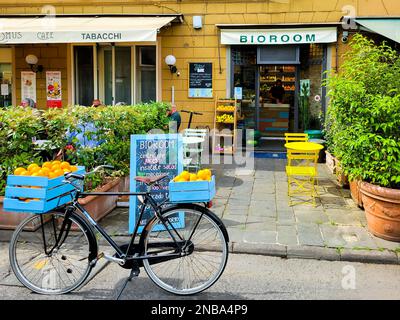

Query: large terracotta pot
350,180,363,208
360,181,400,242
0,196,37,230
78,178,121,222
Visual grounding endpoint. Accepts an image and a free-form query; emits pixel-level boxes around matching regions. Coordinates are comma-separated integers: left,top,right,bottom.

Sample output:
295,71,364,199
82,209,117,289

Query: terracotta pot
360,181,400,242
0,196,35,230
78,178,121,222
350,180,363,208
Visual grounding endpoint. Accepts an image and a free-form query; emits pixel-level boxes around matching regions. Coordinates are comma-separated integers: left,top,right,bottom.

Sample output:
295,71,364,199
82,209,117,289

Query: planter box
169,176,216,203
78,178,121,222
350,180,363,208
325,150,336,174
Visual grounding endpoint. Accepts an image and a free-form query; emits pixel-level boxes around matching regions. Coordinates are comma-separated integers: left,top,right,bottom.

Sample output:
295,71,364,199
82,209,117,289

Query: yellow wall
1,0,400,125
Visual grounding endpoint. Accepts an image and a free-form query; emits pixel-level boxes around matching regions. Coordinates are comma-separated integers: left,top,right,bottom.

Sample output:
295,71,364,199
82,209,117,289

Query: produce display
216,114,234,123
13,160,79,179
172,169,212,182
216,105,235,112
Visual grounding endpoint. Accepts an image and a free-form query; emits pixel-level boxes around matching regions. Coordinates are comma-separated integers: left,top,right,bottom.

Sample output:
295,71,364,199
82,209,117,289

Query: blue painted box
168,175,216,203
3,166,85,214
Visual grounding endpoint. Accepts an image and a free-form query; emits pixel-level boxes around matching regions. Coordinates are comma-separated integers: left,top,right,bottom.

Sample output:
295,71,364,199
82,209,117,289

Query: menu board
129,134,183,234
188,62,213,98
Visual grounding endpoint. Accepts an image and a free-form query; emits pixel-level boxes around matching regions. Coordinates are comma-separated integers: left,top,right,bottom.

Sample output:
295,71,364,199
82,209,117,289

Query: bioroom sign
220,27,337,45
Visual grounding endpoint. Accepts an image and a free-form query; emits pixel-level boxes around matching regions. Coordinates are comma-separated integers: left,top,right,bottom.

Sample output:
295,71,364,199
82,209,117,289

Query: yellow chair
286,148,319,207
284,133,309,144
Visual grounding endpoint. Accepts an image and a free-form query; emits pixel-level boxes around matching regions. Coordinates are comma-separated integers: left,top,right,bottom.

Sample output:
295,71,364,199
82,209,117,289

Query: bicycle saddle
134,174,169,185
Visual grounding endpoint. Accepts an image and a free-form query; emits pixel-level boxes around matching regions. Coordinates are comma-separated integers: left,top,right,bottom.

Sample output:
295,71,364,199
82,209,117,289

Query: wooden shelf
213,97,237,155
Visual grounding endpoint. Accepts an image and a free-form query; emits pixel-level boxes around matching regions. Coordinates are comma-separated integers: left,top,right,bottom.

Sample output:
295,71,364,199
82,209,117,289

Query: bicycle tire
9,211,94,295
142,204,229,295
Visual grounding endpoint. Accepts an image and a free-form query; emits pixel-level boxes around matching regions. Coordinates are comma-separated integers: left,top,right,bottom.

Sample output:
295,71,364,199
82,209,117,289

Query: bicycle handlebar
180,109,203,115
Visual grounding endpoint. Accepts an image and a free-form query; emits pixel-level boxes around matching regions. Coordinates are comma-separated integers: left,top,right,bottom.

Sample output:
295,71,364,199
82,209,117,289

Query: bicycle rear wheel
9,212,93,295
142,206,228,295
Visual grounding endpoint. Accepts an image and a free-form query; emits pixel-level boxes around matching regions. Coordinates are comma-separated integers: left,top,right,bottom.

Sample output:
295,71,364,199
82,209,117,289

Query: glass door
101,46,132,105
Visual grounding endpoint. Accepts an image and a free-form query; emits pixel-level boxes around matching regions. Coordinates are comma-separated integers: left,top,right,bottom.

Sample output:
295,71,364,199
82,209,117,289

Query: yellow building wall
0,0,399,125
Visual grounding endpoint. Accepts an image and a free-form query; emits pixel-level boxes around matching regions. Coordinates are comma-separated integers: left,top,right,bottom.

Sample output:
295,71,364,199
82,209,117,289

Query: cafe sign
221,27,337,45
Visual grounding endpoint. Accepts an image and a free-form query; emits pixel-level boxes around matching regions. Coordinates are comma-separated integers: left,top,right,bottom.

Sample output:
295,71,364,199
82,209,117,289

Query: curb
230,242,400,265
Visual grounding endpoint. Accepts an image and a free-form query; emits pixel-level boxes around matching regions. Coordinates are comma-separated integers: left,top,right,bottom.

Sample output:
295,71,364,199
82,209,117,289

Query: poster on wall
188,62,213,98
21,71,36,104
46,71,62,108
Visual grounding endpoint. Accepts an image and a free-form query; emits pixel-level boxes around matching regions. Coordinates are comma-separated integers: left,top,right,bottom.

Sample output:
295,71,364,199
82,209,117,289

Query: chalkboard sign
129,134,183,234
188,62,213,98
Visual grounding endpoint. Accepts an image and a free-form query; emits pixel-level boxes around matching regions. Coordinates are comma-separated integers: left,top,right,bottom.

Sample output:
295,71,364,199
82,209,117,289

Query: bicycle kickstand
115,263,140,300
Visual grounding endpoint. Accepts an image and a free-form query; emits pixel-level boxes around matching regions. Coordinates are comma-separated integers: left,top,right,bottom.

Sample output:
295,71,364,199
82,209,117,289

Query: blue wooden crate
168,175,216,203
3,166,85,214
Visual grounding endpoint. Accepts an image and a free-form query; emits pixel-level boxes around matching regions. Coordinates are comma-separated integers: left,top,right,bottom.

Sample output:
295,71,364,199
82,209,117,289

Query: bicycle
9,165,229,296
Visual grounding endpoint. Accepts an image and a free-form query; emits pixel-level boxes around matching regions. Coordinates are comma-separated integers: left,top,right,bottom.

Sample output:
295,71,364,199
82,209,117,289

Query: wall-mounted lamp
165,55,180,76
25,54,43,73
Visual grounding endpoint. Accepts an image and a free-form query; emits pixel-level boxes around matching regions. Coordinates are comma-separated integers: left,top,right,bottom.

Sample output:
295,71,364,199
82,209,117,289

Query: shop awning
0,15,180,44
355,18,400,43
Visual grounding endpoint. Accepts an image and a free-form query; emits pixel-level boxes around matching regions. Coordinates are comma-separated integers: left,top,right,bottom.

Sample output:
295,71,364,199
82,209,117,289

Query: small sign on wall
188,62,213,98
21,71,36,103
46,71,62,108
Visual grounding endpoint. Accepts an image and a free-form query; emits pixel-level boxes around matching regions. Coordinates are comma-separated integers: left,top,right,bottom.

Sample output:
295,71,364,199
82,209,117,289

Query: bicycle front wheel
9,212,93,295
142,206,229,295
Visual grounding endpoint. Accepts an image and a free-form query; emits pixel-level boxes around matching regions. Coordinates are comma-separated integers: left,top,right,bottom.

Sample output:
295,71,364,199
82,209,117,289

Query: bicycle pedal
97,252,104,260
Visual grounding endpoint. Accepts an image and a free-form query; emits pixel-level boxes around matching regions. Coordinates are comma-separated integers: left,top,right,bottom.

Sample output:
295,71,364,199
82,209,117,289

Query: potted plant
325,34,400,240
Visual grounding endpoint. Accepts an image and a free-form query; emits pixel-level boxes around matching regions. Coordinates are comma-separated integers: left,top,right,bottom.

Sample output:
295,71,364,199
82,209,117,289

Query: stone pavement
97,157,400,265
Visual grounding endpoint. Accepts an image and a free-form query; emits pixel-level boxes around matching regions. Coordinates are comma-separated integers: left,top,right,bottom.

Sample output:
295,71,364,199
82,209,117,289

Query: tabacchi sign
221,27,337,45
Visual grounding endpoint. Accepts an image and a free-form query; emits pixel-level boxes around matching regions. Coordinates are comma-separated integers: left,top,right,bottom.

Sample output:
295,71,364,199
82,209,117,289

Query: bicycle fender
69,212,98,262
138,203,229,252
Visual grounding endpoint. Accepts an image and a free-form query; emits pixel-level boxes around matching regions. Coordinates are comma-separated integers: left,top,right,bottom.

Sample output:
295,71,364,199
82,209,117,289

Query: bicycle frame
52,189,189,265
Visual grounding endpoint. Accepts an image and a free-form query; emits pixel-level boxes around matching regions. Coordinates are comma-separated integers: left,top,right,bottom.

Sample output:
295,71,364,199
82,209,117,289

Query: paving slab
295,211,329,224
325,209,362,227
297,223,324,246
243,230,277,244
277,225,298,246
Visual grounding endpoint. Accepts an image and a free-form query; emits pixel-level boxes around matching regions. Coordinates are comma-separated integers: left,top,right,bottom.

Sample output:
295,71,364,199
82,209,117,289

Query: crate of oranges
3,161,85,214
168,169,216,203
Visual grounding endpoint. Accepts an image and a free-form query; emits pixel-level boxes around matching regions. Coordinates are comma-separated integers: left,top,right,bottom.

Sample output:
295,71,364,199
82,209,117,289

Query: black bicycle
9,165,229,295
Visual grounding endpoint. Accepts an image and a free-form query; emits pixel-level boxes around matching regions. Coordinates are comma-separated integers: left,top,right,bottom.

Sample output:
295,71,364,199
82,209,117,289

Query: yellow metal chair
286,148,319,207
284,133,309,144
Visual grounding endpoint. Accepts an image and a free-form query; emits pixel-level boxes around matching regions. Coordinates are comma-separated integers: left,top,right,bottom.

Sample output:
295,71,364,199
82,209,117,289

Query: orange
189,173,197,181
53,169,64,177
60,161,70,170
176,177,187,182
27,163,39,172
37,169,48,177
203,169,212,177
63,169,71,174
51,160,61,165
20,171,30,176
14,167,26,175
48,172,57,179
31,172,40,177
70,165,78,172
30,167,41,174
197,170,208,181
51,164,61,171
42,162,52,169
40,167,50,175
180,171,190,181
24,199,31,202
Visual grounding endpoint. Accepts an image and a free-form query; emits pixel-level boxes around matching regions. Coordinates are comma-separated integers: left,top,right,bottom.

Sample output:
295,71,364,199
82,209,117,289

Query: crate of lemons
169,169,216,203
172,169,212,182
13,160,79,179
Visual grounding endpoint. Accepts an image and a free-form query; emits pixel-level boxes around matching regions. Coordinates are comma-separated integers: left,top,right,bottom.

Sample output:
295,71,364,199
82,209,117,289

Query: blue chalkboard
129,134,183,234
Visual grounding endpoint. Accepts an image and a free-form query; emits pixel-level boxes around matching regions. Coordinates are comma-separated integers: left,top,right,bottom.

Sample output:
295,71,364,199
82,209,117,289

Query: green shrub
325,34,400,188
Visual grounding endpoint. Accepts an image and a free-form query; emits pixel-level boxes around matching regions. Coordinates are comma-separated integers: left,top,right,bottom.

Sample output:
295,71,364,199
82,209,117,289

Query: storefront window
136,46,156,103
74,46,94,106
0,63,12,108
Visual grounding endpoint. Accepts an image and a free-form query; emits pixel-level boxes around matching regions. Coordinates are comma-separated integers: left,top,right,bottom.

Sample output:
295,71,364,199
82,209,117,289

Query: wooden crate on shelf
212,98,237,155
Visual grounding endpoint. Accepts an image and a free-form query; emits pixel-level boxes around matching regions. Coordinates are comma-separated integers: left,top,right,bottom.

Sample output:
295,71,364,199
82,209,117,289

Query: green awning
355,18,400,43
